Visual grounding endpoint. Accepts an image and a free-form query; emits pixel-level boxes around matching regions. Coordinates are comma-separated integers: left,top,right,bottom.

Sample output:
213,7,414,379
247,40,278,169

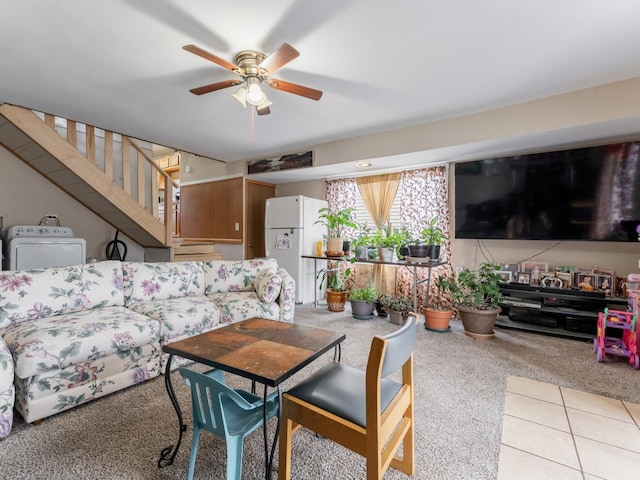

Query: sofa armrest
277,268,296,323
0,336,15,439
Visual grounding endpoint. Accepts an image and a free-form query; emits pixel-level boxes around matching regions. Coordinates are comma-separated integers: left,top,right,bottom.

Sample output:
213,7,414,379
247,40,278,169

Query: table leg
264,385,282,480
412,264,418,312
313,257,318,308
158,354,187,468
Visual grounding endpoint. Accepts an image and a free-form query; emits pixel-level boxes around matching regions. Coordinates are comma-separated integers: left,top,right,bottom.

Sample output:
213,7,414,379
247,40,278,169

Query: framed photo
520,261,548,286
247,151,313,174
597,274,613,295
497,271,512,283
615,276,627,298
499,263,519,275
556,272,572,289
540,272,563,288
577,273,596,292
517,272,531,285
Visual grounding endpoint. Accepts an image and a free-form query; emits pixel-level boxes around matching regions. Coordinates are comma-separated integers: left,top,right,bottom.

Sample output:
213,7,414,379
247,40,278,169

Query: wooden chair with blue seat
278,313,417,479
179,368,279,480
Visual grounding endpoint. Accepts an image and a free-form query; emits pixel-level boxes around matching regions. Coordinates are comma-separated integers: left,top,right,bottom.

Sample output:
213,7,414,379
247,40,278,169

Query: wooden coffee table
158,317,346,479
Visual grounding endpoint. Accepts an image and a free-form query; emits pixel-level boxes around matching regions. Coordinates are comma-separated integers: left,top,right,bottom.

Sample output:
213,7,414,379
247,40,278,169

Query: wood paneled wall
180,177,244,241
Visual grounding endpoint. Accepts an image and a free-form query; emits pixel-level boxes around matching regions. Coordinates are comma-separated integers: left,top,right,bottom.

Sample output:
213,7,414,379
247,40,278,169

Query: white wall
1,147,145,265
275,179,325,199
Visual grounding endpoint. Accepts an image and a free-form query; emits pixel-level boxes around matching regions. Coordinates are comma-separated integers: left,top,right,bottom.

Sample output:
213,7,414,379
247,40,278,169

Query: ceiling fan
183,43,323,116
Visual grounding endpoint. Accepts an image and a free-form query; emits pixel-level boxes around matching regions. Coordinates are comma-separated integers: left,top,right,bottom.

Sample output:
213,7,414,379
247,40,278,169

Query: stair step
172,241,222,261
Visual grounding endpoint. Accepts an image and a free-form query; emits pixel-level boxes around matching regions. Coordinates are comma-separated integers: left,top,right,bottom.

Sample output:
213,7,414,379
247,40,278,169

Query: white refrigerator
265,195,328,304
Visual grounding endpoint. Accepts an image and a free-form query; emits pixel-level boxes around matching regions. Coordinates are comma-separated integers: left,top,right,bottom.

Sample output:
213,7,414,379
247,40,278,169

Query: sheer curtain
356,173,401,229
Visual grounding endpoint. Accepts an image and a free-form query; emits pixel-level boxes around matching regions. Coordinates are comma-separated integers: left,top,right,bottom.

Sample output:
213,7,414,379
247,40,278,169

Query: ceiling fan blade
267,79,323,101
258,43,299,74
183,44,240,72
189,79,242,96
257,105,271,116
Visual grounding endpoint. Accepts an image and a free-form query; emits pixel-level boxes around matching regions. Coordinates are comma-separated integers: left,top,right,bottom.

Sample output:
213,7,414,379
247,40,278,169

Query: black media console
497,283,628,341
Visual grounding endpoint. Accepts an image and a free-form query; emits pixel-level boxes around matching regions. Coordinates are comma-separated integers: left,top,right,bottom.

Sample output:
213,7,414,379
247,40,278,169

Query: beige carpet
2,304,640,479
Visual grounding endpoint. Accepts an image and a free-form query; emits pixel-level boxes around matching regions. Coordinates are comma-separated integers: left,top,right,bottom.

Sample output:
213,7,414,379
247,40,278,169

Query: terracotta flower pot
458,306,501,339
326,288,348,312
421,306,452,332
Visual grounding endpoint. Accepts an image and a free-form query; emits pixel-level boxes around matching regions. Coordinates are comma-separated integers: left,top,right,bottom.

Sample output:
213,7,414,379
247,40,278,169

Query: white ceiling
3,1,640,183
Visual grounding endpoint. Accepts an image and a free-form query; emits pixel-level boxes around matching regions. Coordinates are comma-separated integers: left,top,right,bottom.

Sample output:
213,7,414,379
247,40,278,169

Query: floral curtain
396,166,454,307
325,166,454,306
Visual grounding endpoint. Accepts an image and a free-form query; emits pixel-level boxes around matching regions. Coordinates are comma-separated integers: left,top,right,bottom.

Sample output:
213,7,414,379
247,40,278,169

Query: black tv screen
454,141,640,242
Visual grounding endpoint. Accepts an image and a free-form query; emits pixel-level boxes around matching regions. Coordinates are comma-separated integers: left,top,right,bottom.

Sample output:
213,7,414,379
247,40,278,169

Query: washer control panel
8,225,75,239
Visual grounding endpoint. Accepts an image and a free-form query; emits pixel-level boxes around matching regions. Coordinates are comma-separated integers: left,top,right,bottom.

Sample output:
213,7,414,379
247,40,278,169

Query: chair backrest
379,314,417,377
179,368,256,438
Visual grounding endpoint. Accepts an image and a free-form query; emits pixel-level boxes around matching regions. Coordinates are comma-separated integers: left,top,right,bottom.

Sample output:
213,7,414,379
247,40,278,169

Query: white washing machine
8,225,86,270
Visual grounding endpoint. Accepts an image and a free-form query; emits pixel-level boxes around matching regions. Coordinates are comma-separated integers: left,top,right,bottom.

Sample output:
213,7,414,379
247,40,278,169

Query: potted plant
317,258,355,312
349,284,378,320
315,207,359,254
373,223,411,262
421,273,455,332
448,262,504,339
420,216,447,261
379,293,413,325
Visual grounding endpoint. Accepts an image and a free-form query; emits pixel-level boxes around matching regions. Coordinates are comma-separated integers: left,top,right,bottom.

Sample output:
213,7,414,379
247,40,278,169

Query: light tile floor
498,376,640,480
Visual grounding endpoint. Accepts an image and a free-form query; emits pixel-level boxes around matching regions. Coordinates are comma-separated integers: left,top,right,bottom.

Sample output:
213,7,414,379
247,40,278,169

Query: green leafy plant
348,284,378,303
317,257,356,291
448,262,504,310
424,274,455,311
420,216,447,246
378,293,413,312
315,207,359,238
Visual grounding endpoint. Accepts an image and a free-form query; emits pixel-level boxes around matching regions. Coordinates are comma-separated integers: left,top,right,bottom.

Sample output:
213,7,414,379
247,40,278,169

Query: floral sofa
0,258,294,429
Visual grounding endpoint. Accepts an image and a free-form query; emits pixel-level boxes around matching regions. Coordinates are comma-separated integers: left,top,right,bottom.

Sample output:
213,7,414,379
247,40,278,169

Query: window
353,182,404,232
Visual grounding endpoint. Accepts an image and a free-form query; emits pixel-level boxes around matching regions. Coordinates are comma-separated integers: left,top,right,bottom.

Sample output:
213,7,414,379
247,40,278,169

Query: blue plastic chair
179,368,279,480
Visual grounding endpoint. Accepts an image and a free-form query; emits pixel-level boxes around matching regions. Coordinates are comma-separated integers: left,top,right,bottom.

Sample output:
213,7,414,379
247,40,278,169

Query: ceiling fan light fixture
257,94,272,110
246,83,265,105
231,87,247,107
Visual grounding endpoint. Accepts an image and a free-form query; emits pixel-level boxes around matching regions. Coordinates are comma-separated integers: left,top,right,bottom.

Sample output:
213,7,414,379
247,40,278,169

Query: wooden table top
163,317,345,386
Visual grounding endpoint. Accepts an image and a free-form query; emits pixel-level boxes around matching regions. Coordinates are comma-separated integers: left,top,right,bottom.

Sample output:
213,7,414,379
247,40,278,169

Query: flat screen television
454,141,640,242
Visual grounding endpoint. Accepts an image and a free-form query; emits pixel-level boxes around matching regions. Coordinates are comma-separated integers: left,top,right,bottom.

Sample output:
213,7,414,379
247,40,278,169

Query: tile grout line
559,387,586,478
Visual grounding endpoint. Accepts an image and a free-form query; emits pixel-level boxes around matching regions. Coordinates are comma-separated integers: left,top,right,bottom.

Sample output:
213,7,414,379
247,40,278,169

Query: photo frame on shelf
499,263,519,275
517,272,531,285
615,276,627,298
597,274,613,295
520,261,549,273
540,272,563,288
577,272,597,291
497,271,512,283
556,272,572,289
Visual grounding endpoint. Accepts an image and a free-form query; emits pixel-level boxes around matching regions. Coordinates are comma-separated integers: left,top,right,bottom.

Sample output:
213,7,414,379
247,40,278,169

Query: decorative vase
326,289,348,312
458,306,501,339
350,300,375,320
421,306,451,332
387,309,408,325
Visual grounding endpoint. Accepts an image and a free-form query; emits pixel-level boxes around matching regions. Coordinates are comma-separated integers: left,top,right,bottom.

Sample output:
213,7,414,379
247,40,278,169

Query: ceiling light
257,94,272,110
232,87,247,107
356,162,372,167
246,77,265,106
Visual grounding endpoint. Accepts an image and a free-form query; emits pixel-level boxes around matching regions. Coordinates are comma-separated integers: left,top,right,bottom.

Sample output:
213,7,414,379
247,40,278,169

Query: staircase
0,103,174,250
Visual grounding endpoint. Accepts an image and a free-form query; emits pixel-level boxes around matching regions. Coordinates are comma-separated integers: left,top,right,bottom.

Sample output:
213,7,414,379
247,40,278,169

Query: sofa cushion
1,306,160,379
0,260,125,329
126,296,220,344
203,258,279,294
253,268,283,303
123,261,205,306
0,339,14,439
208,291,280,324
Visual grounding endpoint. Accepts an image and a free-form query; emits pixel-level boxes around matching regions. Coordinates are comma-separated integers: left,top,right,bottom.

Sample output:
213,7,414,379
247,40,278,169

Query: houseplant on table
378,293,413,325
315,207,359,255
420,216,447,261
448,262,504,339
348,284,378,320
421,274,455,332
